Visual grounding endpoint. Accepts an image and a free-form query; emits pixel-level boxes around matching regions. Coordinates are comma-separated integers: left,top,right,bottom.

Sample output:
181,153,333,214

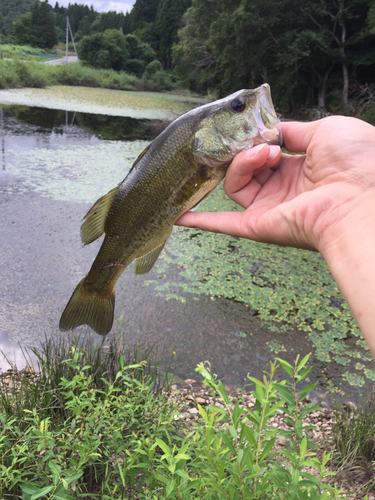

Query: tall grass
332,394,375,490
0,333,165,429
0,59,176,92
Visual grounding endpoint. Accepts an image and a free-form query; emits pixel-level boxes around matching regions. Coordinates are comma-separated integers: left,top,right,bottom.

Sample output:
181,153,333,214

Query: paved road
43,56,79,66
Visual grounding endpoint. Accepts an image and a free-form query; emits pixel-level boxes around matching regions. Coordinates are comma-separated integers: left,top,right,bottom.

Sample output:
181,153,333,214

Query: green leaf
51,484,75,500
31,486,54,500
259,437,276,462
241,424,257,448
64,470,83,485
155,438,171,457
21,483,38,500
166,479,175,497
175,469,189,479
49,460,61,486
297,354,310,372
292,467,300,485
276,359,294,377
273,383,295,405
232,402,244,429
298,383,316,401
217,381,229,404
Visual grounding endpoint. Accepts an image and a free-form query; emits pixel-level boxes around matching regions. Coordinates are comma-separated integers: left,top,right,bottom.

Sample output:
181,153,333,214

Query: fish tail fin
59,277,115,336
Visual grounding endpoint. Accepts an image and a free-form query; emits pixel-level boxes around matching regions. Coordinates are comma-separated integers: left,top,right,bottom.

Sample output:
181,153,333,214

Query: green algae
0,86,207,120
5,140,148,202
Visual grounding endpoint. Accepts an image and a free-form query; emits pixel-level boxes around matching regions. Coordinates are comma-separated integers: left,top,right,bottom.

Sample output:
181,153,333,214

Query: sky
55,0,136,14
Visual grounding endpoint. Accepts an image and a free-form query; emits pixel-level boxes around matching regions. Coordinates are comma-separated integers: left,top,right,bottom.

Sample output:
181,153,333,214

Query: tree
130,0,159,31
13,12,37,45
13,0,57,48
0,0,34,36
79,29,129,70
34,0,57,48
175,0,375,113
154,0,191,68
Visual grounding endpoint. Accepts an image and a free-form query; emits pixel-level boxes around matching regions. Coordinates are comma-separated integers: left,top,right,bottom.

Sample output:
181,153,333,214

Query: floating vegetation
146,183,373,386
0,85,206,120
3,140,148,201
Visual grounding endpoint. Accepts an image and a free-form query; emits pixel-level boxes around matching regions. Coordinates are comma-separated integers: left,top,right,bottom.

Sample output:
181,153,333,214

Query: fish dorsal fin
81,185,119,245
131,143,151,169
134,241,166,275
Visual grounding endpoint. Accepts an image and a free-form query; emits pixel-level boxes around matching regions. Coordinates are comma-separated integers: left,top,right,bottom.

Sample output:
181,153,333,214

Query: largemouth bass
59,84,282,336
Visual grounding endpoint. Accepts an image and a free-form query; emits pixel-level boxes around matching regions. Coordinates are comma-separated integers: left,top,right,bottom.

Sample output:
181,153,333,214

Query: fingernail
268,145,280,160
246,144,267,158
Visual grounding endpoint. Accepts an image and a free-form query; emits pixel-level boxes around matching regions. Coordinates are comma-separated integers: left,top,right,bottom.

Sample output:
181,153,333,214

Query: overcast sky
55,0,136,14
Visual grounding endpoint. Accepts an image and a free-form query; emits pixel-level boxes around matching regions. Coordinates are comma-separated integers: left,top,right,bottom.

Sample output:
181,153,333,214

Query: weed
332,394,375,488
0,346,345,498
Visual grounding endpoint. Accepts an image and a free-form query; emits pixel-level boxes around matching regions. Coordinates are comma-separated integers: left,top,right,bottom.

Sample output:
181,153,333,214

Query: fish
59,83,283,336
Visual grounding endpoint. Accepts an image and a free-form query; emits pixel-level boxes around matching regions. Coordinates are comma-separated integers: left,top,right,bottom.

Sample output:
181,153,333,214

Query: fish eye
231,97,246,113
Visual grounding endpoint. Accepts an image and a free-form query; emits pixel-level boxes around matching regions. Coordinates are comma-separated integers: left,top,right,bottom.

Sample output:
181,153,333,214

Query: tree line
2,0,375,116
174,0,375,115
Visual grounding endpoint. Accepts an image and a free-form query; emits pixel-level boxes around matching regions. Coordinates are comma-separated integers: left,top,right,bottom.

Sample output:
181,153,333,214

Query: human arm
177,117,375,355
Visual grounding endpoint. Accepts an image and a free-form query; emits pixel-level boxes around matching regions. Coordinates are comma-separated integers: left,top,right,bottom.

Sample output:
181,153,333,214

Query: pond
0,86,373,404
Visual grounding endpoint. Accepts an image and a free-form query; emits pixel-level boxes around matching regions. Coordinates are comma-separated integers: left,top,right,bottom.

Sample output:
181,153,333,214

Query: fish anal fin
135,242,166,275
81,185,119,245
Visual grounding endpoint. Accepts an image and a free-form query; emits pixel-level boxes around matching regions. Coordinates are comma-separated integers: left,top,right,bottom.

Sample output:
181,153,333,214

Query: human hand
177,116,375,355
177,116,375,256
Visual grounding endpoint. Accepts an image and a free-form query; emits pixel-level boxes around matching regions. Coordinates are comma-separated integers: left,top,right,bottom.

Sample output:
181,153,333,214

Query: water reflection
2,105,167,142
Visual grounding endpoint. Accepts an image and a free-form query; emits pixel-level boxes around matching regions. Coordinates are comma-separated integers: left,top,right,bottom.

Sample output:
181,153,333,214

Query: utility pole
66,16,68,63
66,17,79,64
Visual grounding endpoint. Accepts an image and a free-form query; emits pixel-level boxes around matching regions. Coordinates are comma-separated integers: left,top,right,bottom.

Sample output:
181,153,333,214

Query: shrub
0,344,345,499
79,30,129,71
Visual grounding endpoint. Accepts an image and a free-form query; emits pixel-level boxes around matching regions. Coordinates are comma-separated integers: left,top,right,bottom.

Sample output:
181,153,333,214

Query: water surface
0,89,372,404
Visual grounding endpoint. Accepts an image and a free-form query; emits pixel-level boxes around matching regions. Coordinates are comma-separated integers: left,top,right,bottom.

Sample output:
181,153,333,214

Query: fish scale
59,84,282,335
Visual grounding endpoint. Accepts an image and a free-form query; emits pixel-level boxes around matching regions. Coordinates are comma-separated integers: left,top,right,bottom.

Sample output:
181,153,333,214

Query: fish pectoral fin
174,166,211,206
135,242,166,275
80,185,120,245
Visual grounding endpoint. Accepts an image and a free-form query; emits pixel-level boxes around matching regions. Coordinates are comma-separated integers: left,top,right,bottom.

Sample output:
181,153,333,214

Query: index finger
281,120,320,153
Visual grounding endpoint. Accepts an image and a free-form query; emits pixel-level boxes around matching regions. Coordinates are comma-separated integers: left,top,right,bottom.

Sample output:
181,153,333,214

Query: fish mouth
261,125,284,147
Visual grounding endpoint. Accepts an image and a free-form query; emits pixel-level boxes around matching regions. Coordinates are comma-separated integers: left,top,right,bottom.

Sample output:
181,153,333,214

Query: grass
0,58,178,92
0,337,348,499
331,394,375,493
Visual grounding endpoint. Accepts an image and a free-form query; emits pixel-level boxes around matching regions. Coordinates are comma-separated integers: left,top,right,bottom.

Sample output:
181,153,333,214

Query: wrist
318,193,375,356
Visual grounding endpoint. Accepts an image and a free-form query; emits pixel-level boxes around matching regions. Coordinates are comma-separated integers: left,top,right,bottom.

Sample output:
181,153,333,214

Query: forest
0,0,374,117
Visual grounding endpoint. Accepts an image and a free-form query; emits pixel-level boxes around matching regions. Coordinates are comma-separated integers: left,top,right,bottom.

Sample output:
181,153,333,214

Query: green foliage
174,0,375,113
332,393,375,484
0,0,34,36
153,0,191,68
169,355,342,499
359,102,375,125
0,338,177,498
125,33,156,76
78,30,156,76
13,0,57,49
78,29,129,71
130,0,160,31
0,59,141,91
0,345,344,498
142,61,174,91
12,12,36,46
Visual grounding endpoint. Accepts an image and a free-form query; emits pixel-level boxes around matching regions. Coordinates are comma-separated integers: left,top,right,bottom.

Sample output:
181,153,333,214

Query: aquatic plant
148,181,373,387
